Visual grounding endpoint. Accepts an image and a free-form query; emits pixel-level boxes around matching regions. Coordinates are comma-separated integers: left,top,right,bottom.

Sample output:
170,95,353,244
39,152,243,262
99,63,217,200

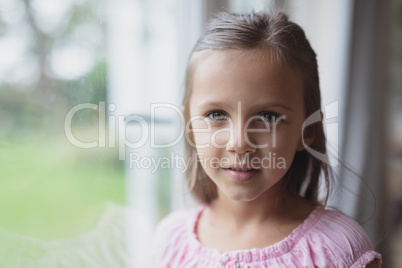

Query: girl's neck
208,184,314,230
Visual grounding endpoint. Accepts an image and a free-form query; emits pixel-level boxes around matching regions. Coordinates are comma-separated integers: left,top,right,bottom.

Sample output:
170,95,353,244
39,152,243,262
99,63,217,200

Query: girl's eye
257,112,281,123
207,111,228,121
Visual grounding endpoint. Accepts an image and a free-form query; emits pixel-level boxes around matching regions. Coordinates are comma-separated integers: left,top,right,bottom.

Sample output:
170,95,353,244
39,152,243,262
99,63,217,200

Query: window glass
0,0,184,265
0,0,122,241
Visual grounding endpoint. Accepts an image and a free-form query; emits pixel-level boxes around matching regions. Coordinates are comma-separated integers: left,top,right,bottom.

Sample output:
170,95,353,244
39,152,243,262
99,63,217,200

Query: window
1,0,395,266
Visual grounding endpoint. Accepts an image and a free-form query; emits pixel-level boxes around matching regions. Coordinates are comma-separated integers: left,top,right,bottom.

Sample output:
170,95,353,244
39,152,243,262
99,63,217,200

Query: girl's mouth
226,167,256,171
222,167,259,183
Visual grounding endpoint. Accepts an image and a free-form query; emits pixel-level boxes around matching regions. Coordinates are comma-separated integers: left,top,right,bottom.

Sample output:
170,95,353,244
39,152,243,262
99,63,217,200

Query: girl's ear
297,111,322,151
297,125,316,151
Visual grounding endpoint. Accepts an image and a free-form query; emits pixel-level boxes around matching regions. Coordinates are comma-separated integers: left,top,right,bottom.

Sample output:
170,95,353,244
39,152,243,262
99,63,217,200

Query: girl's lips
222,168,259,183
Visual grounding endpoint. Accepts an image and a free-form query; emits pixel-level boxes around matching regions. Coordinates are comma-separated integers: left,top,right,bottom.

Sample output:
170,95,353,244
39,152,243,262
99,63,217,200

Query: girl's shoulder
299,206,382,267
153,205,202,266
154,204,202,236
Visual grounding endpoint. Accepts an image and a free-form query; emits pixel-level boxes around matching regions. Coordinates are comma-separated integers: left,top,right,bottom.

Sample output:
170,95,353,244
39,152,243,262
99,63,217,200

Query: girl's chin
216,180,284,203
219,188,266,202
227,194,263,202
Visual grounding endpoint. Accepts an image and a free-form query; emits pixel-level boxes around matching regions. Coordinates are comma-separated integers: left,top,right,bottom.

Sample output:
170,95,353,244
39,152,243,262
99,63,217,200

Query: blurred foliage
0,0,108,131
0,0,124,241
62,60,108,107
0,140,124,240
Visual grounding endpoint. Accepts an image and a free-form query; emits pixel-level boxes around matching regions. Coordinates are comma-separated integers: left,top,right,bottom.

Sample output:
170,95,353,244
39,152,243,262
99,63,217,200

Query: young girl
154,11,382,268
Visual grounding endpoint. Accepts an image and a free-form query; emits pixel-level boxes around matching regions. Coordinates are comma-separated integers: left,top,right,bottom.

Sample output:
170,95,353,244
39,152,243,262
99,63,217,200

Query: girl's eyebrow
198,101,293,111
197,101,231,108
253,103,294,111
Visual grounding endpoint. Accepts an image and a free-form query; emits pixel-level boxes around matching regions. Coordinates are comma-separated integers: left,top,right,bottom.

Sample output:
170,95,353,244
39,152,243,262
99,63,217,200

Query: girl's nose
225,125,257,154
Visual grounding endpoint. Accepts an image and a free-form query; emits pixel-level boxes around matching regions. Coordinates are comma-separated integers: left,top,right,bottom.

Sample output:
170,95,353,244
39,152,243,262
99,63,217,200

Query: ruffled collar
187,204,325,264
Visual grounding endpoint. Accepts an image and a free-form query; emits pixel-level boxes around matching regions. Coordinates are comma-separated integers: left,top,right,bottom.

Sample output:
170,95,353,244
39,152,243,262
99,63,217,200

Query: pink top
154,205,381,268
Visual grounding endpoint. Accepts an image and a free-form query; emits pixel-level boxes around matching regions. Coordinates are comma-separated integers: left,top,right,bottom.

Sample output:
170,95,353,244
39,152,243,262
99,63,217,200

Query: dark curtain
336,0,391,266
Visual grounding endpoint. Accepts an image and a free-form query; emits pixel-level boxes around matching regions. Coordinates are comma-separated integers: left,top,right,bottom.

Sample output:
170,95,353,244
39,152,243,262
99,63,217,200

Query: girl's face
188,50,309,202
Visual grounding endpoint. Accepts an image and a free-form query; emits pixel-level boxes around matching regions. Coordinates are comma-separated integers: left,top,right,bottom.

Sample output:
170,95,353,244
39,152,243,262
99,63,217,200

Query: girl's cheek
252,133,277,149
251,129,293,150
193,133,211,146
210,127,230,147
252,128,300,154
190,120,212,147
192,122,231,148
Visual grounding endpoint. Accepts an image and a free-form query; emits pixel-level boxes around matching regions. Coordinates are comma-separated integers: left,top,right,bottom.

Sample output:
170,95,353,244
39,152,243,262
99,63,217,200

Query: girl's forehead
189,49,304,112
191,49,301,86
189,49,303,90
191,49,290,70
